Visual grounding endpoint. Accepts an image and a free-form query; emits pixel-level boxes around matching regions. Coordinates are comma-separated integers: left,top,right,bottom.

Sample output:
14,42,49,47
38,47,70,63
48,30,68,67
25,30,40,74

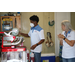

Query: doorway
71,12,75,30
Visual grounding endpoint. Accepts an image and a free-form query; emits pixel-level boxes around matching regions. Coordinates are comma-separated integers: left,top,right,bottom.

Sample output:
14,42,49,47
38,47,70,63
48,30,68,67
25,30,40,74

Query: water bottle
7,52,10,60
30,52,34,62
27,50,29,62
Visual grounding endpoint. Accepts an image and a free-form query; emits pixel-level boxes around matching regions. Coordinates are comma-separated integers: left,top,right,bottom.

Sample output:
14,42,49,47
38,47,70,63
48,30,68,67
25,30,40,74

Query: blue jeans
34,52,41,62
62,58,75,62
30,52,41,62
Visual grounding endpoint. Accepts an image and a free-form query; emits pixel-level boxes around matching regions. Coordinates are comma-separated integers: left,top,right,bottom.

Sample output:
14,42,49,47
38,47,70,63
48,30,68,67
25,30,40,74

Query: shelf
4,30,11,32
4,23,10,25
1,16,21,32
1,16,20,17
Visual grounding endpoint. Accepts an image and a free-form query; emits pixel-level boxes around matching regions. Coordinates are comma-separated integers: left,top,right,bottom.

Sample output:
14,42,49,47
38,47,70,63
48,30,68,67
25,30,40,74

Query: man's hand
30,39,45,50
30,44,37,50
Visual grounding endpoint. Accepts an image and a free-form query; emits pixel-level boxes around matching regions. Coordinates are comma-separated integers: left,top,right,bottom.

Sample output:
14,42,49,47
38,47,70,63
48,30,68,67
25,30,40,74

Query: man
20,15,45,62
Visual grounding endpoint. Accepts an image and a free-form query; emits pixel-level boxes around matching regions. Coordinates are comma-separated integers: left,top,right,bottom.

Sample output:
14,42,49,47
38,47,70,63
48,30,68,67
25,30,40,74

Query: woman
58,20,75,62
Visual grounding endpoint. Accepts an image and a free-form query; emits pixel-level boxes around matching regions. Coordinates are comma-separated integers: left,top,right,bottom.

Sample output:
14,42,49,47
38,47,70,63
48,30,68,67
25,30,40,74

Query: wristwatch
63,37,66,40
36,43,39,46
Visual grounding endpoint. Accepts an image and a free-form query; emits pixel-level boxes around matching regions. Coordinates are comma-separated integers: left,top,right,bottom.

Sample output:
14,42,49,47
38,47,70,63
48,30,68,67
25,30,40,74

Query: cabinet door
1,17,13,32
1,16,21,32
16,17,21,30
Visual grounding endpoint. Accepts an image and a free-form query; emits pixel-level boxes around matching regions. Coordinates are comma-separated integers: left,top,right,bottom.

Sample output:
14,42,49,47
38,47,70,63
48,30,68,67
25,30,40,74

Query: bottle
7,52,10,60
17,12,20,16
17,12,20,14
30,52,34,62
8,12,11,16
19,52,22,59
27,50,29,62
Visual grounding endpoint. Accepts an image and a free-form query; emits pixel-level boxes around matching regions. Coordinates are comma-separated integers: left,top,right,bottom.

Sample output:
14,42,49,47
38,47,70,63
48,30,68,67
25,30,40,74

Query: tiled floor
55,56,59,62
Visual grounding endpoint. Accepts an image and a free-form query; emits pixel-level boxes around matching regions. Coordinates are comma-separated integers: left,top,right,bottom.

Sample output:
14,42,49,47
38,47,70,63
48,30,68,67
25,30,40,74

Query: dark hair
29,15,39,23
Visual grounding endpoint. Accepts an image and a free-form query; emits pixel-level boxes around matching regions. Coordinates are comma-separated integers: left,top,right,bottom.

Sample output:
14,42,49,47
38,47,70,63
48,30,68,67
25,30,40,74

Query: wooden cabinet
1,16,21,32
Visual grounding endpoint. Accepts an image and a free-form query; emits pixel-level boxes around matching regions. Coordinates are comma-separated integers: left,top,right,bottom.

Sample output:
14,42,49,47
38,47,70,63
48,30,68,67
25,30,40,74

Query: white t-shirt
28,25,45,53
62,30,75,58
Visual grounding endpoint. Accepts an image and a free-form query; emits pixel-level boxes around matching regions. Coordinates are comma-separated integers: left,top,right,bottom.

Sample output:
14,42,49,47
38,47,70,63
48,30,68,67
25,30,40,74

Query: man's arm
30,39,45,50
37,39,45,45
19,32,30,37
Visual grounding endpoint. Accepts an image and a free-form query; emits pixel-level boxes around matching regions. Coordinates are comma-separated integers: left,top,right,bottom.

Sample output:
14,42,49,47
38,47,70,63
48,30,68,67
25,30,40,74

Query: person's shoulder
70,30,75,34
37,25,43,31
38,25,42,29
71,30,75,32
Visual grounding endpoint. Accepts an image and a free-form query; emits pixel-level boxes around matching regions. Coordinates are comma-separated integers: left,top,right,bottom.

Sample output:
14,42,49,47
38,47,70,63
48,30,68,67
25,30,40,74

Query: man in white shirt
20,15,45,62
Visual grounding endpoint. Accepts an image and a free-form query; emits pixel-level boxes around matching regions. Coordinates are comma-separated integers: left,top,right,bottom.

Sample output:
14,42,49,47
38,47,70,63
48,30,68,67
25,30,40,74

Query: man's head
29,15,39,27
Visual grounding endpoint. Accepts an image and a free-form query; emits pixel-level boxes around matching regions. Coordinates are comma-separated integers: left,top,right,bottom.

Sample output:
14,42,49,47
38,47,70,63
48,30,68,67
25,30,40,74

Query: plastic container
1,51,27,62
41,53,55,62
1,46,27,62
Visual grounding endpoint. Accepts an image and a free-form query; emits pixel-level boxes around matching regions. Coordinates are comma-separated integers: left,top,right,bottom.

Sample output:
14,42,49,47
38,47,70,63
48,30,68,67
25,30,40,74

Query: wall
71,12,75,30
43,12,55,53
55,12,71,56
